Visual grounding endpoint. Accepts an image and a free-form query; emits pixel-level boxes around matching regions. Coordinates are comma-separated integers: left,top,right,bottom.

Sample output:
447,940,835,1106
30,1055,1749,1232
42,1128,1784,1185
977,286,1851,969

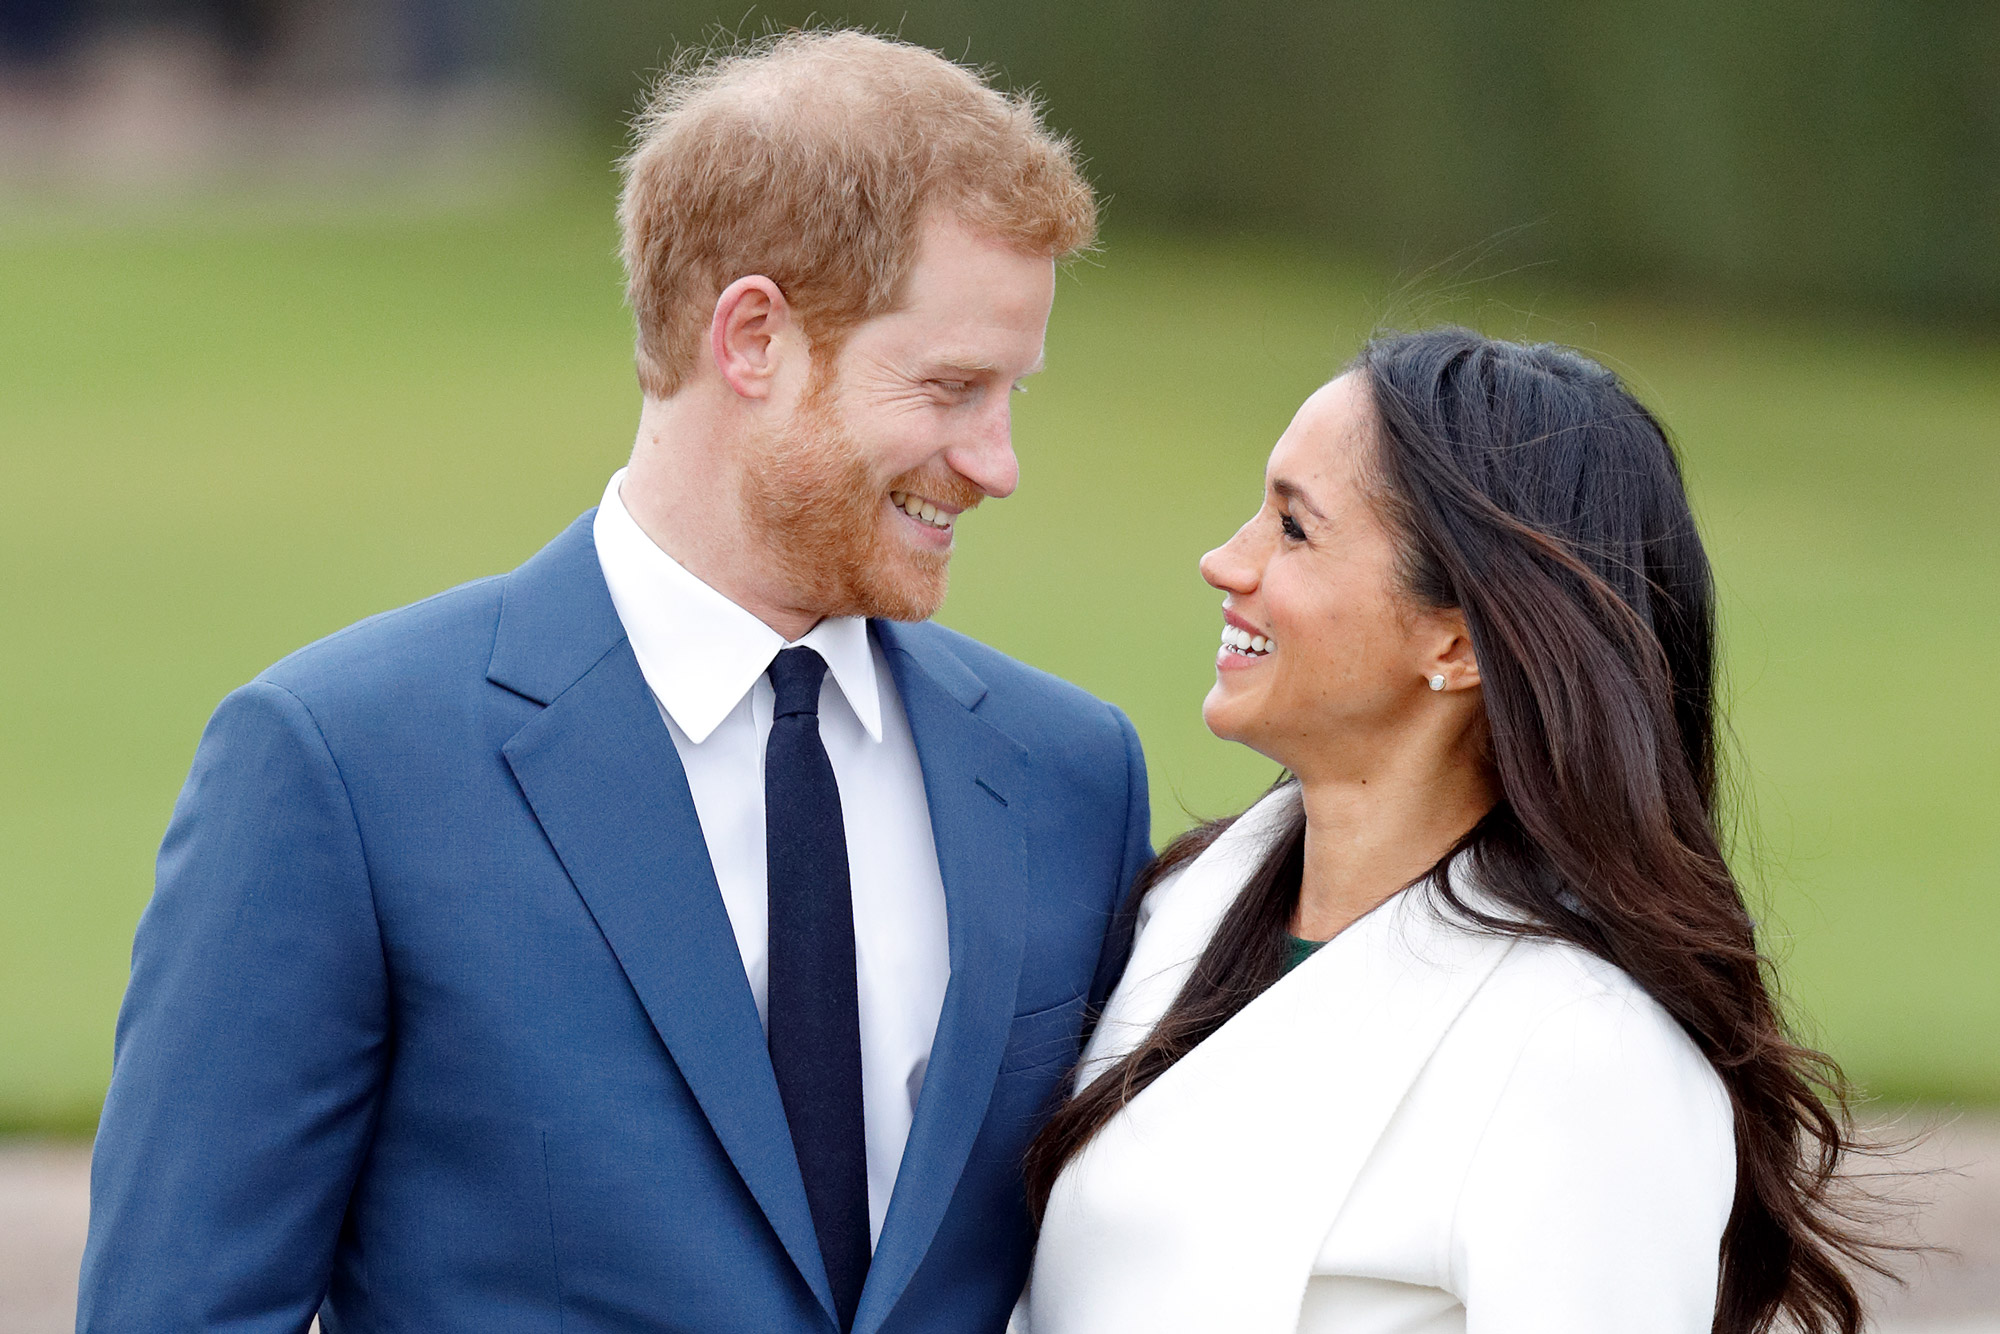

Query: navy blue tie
764,647,870,1330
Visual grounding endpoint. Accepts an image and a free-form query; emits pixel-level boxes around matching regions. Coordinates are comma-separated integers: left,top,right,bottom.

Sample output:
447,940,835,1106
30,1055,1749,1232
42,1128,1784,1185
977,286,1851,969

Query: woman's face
1199,373,1466,779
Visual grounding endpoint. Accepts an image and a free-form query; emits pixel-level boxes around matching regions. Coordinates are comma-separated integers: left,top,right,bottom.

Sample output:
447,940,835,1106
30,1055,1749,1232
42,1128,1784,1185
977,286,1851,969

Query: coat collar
1031,785,1518,1334
1076,783,1304,1090
486,509,624,707
592,471,883,743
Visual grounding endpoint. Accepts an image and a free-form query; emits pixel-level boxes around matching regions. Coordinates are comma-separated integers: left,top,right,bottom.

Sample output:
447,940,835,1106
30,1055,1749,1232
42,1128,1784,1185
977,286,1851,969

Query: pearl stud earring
1428,674,1446,691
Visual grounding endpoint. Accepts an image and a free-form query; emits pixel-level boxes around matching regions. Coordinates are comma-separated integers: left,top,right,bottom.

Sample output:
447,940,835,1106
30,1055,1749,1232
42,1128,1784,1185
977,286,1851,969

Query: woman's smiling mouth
1220,624,1274,658
1218,608,1276,665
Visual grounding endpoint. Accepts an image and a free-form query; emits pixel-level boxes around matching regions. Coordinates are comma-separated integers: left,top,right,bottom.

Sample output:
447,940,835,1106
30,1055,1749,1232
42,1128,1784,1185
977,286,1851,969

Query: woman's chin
1201,687,1254,745
1204,689,1293,773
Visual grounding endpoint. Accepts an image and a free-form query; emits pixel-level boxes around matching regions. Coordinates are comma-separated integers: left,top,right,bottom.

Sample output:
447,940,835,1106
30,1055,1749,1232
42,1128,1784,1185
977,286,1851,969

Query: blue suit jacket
80,513,1151,1333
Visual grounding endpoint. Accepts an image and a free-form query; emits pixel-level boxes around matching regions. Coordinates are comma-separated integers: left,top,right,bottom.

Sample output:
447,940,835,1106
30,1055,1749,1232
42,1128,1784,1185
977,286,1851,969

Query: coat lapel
491,515,836,1324
1029,792,1516,1334
853,622,1030,1334
1075,785,1303,1090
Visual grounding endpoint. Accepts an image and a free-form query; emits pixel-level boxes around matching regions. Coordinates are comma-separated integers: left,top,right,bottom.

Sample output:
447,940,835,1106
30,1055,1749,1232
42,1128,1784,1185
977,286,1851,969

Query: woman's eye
1279,513,1307,542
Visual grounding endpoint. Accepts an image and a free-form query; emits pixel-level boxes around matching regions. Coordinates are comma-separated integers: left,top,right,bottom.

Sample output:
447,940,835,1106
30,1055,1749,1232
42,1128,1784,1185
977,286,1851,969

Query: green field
3,182,1996,1131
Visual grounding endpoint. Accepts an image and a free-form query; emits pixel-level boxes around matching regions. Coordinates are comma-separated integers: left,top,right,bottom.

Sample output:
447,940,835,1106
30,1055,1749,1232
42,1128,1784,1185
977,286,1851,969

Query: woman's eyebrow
1271,477,1329,522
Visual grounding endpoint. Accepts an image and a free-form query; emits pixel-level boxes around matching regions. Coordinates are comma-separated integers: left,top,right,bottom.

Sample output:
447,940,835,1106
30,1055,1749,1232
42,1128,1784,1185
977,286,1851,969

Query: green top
1282,933,1327,974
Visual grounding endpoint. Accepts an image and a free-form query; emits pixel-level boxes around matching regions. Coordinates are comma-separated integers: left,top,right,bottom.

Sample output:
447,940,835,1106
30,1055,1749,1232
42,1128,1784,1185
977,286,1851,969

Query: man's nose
946,400,1020,499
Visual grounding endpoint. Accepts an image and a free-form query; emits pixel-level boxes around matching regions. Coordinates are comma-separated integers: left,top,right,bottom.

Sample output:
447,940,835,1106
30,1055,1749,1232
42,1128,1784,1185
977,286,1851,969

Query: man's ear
710,275,794,400
1422,609,1482,692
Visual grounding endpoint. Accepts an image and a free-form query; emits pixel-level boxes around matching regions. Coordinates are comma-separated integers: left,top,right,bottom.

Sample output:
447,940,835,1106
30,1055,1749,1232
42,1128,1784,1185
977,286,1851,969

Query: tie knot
768,647,829,719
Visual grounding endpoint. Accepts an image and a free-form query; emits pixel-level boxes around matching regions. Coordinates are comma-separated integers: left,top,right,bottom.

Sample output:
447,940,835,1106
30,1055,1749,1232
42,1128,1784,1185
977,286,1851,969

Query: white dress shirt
592,469,951,1246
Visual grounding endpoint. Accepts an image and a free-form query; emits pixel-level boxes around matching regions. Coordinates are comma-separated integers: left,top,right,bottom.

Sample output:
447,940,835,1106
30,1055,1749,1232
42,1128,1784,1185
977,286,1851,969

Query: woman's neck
1292,753,1497,941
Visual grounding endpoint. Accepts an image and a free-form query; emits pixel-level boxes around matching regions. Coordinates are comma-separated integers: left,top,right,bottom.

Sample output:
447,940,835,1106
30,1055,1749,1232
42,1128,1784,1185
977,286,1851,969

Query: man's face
743,211,1056,623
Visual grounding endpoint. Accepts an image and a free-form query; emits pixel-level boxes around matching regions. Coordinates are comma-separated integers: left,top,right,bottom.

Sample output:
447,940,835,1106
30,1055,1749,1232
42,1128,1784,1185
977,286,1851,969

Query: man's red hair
619,29,1098,399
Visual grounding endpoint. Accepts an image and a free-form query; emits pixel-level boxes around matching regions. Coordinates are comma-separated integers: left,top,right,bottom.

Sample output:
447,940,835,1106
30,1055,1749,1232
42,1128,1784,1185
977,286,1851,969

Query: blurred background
1,0,1996,1325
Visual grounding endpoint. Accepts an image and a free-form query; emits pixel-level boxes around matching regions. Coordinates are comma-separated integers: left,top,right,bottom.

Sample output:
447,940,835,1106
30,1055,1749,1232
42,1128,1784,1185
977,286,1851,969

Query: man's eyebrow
923,353,1045,377
1272,477,1329,522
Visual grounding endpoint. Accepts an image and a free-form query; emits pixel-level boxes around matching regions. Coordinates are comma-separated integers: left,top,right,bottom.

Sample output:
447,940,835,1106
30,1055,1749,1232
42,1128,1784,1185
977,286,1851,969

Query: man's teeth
1221,625,1275,656
890,490,953,530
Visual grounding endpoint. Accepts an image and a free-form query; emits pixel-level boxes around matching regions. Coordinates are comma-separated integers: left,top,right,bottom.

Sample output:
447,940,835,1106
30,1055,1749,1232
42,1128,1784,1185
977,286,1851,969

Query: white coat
1022,785,1737,1334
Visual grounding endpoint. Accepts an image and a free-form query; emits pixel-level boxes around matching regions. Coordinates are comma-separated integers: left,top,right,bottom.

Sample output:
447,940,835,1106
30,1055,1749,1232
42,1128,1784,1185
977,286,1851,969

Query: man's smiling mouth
890,490,956,531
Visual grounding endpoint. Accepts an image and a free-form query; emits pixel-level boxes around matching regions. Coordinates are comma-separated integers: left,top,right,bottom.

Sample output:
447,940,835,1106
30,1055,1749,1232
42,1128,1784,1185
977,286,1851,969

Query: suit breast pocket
998,991,1089,1076
973,992,1091,1170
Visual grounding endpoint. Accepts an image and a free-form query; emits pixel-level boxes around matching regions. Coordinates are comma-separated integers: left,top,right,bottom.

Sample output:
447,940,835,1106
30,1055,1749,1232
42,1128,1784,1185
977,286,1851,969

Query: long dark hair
1026,328,1888,1334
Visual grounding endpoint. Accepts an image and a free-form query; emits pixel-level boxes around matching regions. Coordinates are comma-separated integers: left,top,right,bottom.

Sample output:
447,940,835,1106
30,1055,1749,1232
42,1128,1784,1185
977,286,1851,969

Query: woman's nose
1200,526,1258,593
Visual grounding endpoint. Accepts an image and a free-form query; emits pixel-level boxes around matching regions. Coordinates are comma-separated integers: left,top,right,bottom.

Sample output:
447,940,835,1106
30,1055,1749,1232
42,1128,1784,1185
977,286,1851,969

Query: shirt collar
592,468,883,745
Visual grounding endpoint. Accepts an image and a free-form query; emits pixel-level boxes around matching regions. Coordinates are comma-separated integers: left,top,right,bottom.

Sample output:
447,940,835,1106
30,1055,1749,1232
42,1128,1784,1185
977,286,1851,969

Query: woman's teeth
890,490,954,530
1221,625,1274,657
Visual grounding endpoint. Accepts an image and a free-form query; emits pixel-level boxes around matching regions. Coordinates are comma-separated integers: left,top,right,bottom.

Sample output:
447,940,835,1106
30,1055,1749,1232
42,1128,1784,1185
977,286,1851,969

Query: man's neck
621,395,824,643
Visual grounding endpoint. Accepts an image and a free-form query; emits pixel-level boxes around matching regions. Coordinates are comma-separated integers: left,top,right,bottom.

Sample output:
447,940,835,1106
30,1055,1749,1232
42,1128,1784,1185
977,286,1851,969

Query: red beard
741,375,984,623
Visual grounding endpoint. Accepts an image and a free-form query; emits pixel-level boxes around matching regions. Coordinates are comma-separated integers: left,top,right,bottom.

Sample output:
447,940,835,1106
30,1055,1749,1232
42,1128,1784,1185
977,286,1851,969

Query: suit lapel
491,516,836,1324
853,623,1029,1334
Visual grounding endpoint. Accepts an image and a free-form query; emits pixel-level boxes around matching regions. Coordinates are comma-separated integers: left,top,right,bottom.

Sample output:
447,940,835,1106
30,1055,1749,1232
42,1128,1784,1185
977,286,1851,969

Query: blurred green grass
2,184,1995,1131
